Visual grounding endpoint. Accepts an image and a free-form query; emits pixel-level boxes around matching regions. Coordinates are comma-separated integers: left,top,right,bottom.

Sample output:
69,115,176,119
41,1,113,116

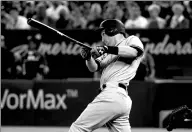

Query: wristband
105,46,119,55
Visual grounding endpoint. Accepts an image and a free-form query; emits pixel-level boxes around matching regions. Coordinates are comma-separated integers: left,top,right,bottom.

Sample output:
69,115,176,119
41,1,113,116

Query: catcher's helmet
96,19,126,37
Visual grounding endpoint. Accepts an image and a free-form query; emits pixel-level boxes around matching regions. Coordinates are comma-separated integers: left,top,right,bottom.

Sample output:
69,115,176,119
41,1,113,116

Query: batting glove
93,45,119,56
91,46,108,58
80,47,91,60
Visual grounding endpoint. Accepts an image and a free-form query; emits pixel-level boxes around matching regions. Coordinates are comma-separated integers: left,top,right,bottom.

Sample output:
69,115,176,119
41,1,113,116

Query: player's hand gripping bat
27,18,92,50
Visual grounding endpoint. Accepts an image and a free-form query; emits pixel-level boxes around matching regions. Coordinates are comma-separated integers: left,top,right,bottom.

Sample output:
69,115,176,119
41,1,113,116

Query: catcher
166,105,192,131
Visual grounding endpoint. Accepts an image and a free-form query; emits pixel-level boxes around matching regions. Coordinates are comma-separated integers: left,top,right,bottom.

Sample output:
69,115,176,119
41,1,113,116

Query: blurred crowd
1,33,49,80
1,1,192,31
1,1,192,80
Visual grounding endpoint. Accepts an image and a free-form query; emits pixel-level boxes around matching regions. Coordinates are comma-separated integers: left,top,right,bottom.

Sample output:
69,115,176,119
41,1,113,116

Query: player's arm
108,36,144,58
116,45,143,58
96,36,144,58
80,48,100,72
85,57,99,72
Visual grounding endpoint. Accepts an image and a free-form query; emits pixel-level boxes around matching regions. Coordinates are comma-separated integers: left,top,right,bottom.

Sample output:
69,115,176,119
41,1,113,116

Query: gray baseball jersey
97,35,144,88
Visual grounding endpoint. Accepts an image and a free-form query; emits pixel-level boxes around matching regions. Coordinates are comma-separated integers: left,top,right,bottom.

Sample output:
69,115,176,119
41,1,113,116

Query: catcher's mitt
166,105,192,131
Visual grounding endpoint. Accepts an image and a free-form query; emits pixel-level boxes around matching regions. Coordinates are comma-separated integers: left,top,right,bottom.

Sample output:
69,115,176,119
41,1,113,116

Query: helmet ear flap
105,28,118,36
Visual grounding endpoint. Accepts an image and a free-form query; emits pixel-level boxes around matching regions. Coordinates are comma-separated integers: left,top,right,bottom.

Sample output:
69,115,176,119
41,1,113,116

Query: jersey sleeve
126,35,144,57
95,53,112,71
95,54,106,70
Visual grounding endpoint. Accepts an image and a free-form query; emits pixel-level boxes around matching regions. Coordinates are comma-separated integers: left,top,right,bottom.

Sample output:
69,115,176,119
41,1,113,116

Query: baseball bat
27,18,92,50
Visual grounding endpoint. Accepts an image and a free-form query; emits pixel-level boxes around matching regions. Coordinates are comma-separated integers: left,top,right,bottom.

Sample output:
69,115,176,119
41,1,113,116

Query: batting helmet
96,19,126,37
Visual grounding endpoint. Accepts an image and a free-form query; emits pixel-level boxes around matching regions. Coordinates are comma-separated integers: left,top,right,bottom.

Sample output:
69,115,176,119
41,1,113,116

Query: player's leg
106,110,131,132
106,94,132,132
68,90,124,132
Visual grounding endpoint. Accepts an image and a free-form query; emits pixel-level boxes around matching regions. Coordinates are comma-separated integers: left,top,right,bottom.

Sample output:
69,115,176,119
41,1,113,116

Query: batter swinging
68,19,144,132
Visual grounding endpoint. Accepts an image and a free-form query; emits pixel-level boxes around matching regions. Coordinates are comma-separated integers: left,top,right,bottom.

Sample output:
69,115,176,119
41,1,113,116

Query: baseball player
68,19,144,132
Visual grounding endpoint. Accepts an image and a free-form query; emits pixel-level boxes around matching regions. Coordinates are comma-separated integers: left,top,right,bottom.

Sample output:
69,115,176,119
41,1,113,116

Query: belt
102,83,127,90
